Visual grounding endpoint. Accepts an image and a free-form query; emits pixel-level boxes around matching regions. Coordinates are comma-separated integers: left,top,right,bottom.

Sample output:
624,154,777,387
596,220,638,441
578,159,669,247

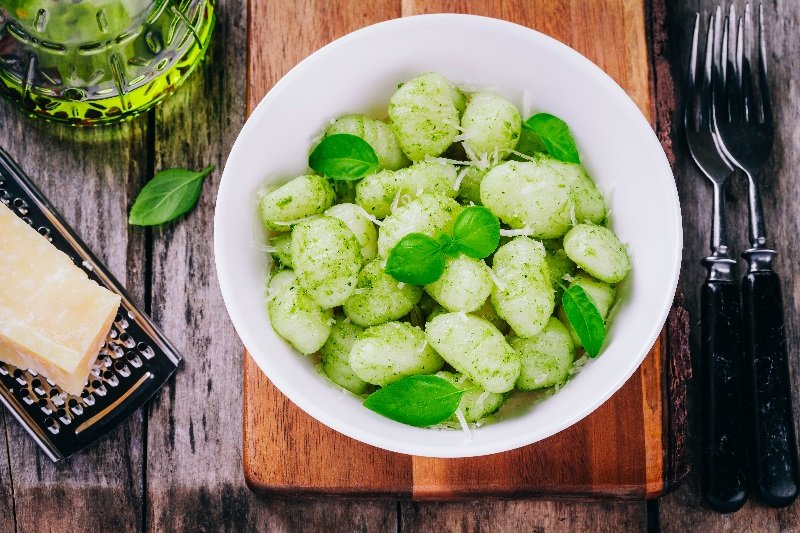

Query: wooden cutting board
243,0,688,500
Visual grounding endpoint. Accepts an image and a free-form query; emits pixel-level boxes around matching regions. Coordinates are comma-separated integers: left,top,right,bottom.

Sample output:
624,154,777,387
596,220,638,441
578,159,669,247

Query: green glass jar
0,0,214,125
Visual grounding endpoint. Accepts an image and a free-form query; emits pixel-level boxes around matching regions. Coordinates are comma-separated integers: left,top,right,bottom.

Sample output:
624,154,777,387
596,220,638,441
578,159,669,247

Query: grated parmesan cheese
355,205,383,226
508,149,537,162
486,265,506,291
454,408,472,441
390,190,402,212
499,227,534,237
452,167,470,192
476,391,490,411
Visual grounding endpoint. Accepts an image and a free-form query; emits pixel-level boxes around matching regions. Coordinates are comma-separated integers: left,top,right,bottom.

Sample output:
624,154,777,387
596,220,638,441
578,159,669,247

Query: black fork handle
742,268,800,507
701,277,748,512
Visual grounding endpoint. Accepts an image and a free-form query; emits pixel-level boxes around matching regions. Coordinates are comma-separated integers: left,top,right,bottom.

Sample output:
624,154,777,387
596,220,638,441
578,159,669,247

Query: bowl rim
215,13,683,457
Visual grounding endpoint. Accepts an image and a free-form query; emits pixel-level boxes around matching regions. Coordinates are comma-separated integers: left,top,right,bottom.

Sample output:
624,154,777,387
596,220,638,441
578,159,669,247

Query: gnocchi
292,216,362,308
426,312,520,394
343,259,423,327
321,318,369,394
325,114,409,171
388,72,461,161
257,72,631,429
350,321,444,386
491,237,554,338
259,174,335,231
267,270,333,355
480,161,572,238
563,224,631,284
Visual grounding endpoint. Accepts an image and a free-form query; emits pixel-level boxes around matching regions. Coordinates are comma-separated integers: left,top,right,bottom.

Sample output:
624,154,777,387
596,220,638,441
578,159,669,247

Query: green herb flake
561,285,606,357
308,133,380,180
364,375,465,427
384,233,445,285
129,165,214,226
451,206,500,258
522,113,580,164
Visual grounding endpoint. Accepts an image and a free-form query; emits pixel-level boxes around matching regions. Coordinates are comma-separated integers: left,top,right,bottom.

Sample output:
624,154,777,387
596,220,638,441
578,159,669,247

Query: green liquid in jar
0,0,215,125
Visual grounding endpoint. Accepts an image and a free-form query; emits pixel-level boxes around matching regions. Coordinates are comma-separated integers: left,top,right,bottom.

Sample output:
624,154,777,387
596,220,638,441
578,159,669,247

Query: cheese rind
0,203,121,395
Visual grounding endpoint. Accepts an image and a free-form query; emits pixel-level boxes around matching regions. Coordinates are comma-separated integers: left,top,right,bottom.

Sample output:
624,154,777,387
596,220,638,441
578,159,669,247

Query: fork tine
742,4,756,122
719,11,731,122
712,8,728,133
685,12,701,131
757,3,772,125
726,4,737,82
700,13,715,132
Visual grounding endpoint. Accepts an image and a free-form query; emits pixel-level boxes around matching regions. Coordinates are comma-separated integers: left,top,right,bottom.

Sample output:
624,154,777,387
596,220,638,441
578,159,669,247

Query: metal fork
685,8,748,513
713,2,800,508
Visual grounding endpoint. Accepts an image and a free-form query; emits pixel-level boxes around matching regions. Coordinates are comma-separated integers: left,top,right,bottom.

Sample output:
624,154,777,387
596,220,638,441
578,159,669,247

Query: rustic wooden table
1,0,799,531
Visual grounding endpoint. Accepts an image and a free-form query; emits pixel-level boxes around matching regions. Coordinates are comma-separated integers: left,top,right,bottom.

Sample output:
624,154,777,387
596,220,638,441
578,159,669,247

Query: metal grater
0,147,181,462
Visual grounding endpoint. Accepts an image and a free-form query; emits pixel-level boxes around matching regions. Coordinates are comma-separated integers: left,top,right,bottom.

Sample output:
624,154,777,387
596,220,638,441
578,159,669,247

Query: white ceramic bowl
215,14,682,458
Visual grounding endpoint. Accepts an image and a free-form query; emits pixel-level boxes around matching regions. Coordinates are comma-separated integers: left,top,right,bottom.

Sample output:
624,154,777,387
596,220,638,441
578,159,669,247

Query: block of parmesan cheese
0,202,121,396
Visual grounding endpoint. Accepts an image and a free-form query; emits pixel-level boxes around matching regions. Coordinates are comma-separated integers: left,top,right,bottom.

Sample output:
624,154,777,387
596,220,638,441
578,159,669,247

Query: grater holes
103,371,119,387
93,382,107,396
31,379,45,397
12,197,28,215
127,351,143,368
115,313,129,329
0,188,10,204
19,389,33,405
68,399,83,416
57,408,71,425
118,332,135,348
39,398,52,415
37,226,52,240
81,389,96,406
113,360,130,377
138,342,155,359
50,390,65,407
44,417,59,435
13,369,26,386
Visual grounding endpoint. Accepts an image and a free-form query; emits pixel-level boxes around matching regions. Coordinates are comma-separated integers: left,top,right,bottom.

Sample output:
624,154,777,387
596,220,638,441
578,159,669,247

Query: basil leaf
308,133,380,180
129,165,214,226
436,232,460,258
451,206,500,258
385,233,445,285
561,285,606,357
364,375,464,427
522,113,580,164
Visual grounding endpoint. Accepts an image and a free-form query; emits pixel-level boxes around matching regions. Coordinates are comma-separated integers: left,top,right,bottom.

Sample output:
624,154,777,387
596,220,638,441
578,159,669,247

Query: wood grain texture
243,0,413,497
401,500,646,532
144,0,399,529
243,0,668,502
658,0,800,530
0,100,148,532
0,413,16,533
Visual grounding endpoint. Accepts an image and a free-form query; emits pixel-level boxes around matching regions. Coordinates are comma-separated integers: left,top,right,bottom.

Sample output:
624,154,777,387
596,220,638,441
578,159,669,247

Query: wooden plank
401,500,646,532
658,0,800,528
146,0,399,528
0,413,15,533
242,0,413,496
0,100,147,532
243,0,666,502
403,0,662,500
